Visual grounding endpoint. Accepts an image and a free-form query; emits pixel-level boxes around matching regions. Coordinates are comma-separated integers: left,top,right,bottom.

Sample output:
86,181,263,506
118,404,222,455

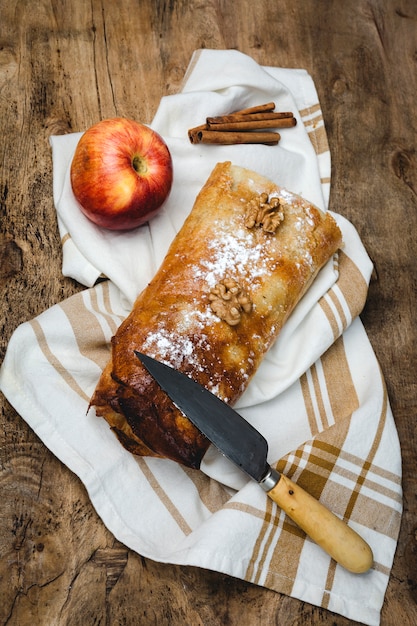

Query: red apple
70,117,173,230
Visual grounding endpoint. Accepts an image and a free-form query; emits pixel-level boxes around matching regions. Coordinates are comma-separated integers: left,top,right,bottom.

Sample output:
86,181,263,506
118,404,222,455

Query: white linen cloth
0,50,402,625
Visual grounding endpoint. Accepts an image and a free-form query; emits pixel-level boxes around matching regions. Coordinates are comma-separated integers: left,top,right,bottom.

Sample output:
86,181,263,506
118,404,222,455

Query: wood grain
1,0,416,624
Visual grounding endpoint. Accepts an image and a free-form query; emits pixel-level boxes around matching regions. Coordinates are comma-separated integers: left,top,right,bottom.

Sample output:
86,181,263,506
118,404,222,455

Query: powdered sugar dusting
193,225,271,288
141,307,216,371
145,329,191,358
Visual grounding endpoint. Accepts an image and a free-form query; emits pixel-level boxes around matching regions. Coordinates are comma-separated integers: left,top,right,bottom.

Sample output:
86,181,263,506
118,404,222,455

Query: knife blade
135,351,373,573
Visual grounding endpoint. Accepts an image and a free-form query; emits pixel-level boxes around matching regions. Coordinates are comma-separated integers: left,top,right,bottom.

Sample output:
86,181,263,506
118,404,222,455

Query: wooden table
1,1,416,624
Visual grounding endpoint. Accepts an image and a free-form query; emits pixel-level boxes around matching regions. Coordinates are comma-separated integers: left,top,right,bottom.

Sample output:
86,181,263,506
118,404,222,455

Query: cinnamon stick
188,124,207,143
207,112,294,124
206,117,297,131
188,102,296,145
189,129,280,146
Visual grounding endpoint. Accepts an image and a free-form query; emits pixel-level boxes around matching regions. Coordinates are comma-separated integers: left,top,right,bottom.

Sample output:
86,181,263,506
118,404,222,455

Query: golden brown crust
91,162,342,468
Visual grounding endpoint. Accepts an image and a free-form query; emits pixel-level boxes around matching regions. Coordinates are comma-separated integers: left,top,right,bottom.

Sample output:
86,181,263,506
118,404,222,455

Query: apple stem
132,155,147,175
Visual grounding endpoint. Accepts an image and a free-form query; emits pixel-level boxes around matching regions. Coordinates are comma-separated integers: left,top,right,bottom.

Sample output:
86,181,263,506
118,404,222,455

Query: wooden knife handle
267,473,374,573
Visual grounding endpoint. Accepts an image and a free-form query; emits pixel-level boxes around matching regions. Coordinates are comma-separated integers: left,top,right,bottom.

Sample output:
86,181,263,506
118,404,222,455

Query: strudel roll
91,162,342,468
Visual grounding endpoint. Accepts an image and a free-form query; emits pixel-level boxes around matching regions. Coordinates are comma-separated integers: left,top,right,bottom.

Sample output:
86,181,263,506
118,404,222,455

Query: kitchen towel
0,49,402,626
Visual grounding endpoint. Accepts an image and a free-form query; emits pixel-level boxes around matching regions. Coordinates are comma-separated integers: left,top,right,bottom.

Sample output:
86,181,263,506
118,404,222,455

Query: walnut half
209,278,252,326
244,192,284,233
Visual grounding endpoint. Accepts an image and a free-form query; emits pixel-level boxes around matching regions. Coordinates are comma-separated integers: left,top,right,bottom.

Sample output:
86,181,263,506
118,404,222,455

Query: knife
135,351,373,573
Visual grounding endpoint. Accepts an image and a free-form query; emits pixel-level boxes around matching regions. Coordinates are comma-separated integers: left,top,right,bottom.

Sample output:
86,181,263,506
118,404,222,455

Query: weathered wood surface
1,1,416,624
